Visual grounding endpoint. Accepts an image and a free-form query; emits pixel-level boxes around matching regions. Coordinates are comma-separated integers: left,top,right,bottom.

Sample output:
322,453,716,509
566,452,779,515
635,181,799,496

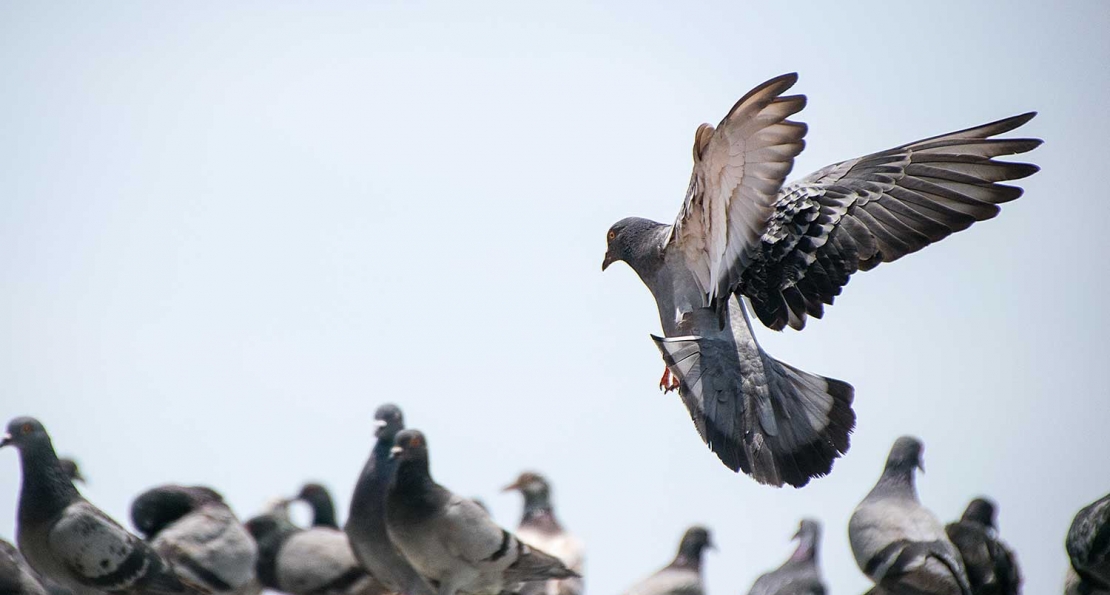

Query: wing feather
742,113,1041,330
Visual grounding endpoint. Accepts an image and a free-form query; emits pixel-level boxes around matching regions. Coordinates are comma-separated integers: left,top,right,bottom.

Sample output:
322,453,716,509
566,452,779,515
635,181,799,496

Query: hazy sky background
2,2,1107,594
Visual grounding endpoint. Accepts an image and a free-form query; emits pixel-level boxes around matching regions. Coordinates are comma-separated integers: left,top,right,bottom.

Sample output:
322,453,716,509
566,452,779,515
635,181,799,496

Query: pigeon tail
652,297,855,488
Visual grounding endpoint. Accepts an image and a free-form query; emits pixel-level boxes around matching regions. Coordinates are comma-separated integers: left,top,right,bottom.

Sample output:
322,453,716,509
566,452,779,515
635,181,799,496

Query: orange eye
608,230,616,240
20,423,32,435
410,435,424,448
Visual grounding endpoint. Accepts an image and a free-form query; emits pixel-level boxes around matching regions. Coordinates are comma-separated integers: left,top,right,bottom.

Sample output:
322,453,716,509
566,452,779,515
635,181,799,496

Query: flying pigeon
849,436,971,595
745,519,825,595
1,538,49,595
502,472,585,595
292,483,339,529
0,416,208,595
622,526,713,595
385,429,577,595
1067,492,1110,594
601,72,1041,487
130,485,259,595
57,459,84,484
244,501,387,595
346,404,436,595
944,498,1021,595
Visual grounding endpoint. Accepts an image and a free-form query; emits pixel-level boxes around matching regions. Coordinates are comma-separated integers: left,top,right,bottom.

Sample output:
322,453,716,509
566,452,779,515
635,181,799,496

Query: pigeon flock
0,73,1102,595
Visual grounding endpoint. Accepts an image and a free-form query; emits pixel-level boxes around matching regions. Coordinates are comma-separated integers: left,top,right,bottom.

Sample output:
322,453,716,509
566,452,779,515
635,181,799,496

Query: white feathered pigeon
1,417,208,595
346,404,436,595
849,436,971,595
601,73,1040,487
385,430,578,595
130,485,259,595
622,526,713,595
502,472,585,595
746,519,825,595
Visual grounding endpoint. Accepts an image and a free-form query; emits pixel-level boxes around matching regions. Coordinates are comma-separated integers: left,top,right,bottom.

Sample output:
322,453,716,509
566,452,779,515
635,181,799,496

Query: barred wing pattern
741,113,1041,331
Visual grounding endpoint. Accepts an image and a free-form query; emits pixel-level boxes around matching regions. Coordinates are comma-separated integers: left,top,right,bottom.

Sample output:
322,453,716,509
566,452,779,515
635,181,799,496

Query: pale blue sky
2,2,1107,594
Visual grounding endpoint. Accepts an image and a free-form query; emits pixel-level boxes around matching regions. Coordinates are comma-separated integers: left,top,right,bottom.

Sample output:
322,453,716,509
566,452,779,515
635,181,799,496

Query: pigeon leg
659,367,680,393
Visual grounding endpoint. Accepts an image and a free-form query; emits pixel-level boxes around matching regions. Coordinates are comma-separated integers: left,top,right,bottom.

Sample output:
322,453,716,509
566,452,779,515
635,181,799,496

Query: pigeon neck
391,456,439,517
789,532,817,564
17,439,80,524
875,466,917,498
305,492,338,529
669,551,703,572
521,491,558,525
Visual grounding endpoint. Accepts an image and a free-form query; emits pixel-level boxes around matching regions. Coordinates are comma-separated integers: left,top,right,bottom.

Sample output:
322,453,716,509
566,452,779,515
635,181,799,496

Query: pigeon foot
659,367,680,393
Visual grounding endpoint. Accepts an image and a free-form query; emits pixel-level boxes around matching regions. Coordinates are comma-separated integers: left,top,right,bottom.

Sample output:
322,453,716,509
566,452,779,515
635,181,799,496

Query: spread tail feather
652,300,855,487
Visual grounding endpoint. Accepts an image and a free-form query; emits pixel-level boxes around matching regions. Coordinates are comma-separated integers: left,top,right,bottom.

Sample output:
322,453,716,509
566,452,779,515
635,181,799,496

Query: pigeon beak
374,420,388,429
0,433,11,448
707,539,717,551
390,445,403,459
602,252,614,271
500,481,521,493
917,459,926,473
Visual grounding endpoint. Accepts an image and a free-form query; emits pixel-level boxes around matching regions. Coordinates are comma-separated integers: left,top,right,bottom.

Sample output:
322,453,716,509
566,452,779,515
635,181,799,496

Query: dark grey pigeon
244,502,388,595
849,436,971,595
57,459,84,485
503,472,585,595
130,485,259,595
621,526,713,595
0,417,208,595
601,72,1040,487
346,404,436,595
1,538,49,595
746,519,825,595
944,498,1021,595
385,430,577,595
1067,492,1110,595
293,483,339,529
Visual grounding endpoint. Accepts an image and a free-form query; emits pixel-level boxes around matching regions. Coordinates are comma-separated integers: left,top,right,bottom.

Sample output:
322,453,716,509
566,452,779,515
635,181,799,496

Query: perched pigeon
601,73,1040,487
746,519,825,595
130,485,259,595
346,404,436,595
1067,492,1110,594
1,538,49,595
0,416,207,595
244,502,387,595
944,498,1021,595
503,472,585,595
385,429,577,595
849,436,971,595
622,526,713,595
57,459,84,484
293,483,339,529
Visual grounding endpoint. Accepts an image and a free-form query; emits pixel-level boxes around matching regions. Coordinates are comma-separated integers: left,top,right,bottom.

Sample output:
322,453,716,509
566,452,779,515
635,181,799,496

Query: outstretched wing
667,73,808,304
741,113,1041,331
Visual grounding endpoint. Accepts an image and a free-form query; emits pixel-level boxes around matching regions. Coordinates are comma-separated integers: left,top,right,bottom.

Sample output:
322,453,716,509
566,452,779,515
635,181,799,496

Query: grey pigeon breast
149,504,258,594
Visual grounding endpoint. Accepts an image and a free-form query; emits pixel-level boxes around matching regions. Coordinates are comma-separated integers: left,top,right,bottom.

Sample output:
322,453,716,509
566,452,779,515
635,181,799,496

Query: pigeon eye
20,423,32,435
608,230,616,240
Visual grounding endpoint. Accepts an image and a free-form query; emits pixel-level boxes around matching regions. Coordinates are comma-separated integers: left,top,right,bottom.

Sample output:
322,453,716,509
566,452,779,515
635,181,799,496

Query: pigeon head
961,497,997,528
0,417,51,451
791,518,821,562
131,484,224,539
602,217,665,273
676,525,715,562
58,457,85,483
390,429,429,463
374,404,405,440
502,471,550,499
296,482,330,502
884,436,925,474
